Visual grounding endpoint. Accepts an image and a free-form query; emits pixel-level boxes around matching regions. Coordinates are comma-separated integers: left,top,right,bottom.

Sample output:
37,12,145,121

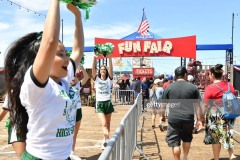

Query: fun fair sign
95,35,196,58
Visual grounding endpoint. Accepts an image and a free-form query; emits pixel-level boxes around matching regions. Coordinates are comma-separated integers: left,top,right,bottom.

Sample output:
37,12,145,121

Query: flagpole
61,19,64,42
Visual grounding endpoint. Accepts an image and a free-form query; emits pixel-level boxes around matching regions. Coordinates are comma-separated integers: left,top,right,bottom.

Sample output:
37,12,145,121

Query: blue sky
0,0,240,74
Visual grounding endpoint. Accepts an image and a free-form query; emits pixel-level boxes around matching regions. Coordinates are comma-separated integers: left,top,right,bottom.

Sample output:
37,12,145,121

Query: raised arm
80,66,89,86
33,0,60,84
92,56,97,79
67,3,84,66
108,54,113,79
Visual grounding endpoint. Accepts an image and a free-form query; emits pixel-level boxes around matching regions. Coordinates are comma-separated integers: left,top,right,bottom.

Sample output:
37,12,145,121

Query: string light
1,0,47,19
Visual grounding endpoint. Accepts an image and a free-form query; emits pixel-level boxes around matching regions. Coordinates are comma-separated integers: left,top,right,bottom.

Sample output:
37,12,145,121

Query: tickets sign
133,68,154,76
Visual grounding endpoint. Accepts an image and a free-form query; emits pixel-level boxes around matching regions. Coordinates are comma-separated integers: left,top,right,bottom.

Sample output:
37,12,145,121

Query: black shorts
76,108,82,122
166,121,194,147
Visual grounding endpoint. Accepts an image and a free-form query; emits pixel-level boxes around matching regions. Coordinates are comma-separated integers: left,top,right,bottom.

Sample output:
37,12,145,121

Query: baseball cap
187,75,194,82
166,75,173,80
154,79,163,84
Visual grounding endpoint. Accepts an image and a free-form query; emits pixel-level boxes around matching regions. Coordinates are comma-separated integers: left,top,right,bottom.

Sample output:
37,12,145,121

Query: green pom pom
67,50,72,58
5,118,10,128
60,0,74,4
60,0,96,19
80,54,85,65
94,43,114,57
67,50,85,65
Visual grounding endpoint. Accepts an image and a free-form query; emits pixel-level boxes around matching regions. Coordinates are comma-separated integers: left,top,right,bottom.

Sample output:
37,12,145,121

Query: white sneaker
70,153,81,160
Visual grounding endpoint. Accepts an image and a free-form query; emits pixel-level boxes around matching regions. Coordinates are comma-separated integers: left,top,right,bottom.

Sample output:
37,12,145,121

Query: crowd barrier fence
98,93,149,160
111,89,135,106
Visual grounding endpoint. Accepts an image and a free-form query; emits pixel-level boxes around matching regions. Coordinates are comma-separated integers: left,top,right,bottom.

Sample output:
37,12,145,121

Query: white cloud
0,0,135,66
0,22,10,30
61,22,136,47
0,9,46,67
85,23,136,39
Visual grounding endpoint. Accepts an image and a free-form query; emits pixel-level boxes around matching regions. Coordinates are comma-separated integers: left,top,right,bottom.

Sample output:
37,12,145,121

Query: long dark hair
98,65,109,80
125,79,130,87
210,64,223,79
4,32,41,140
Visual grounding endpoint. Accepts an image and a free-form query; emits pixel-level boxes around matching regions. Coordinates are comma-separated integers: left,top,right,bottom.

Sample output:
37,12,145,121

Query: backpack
213,83,240,119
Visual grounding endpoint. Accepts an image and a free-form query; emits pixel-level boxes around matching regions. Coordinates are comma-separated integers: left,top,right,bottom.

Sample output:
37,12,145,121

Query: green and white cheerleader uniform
94,76,114,114
20,59,79,160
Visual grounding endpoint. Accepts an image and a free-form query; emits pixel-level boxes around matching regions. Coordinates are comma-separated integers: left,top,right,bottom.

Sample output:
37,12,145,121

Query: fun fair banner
95,35,196,58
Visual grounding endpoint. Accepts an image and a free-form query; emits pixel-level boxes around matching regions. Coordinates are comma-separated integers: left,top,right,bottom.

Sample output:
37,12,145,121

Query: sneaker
70,153,81,160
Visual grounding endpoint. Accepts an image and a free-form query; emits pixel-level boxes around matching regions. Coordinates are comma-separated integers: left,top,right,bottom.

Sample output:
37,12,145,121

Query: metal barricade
112,89,135,105
98,93,149,160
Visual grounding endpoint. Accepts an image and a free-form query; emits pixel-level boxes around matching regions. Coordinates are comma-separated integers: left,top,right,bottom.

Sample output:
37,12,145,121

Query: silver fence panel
98,93,148,160
112,89,135,105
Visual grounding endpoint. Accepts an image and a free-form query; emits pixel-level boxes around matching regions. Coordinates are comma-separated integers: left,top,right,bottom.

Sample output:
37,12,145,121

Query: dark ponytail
210,64,223,79
4,32,41,140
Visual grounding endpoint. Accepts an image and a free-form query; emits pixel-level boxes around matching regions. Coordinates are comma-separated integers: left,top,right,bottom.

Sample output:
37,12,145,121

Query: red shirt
163,81,170,89
203,81,236,106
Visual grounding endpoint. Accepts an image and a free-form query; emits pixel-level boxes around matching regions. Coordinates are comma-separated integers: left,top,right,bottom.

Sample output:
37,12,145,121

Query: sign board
133,68,154,76
95,35,196,58
133,68,154,79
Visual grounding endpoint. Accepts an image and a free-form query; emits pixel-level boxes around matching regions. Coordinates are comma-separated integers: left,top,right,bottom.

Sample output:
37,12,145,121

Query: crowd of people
0,1,239,160
111,65,238,160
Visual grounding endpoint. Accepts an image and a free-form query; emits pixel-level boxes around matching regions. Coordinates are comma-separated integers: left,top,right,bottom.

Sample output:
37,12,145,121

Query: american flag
137,10,150,36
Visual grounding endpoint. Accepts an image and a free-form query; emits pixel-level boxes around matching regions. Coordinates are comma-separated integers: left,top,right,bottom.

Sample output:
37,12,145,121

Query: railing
98,93,149,160
111,89,135,105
